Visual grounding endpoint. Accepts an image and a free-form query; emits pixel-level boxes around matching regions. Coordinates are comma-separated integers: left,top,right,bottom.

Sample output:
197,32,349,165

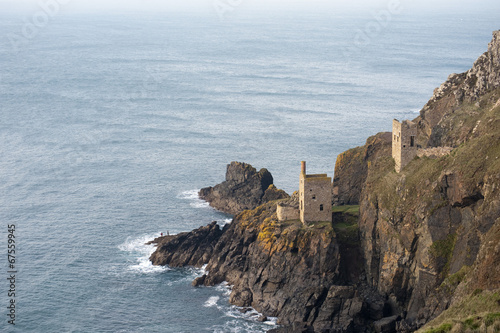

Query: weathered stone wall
417,147,453,158
299,173,332,224
393,119,417,172
392,119,402,170
277,204,299,222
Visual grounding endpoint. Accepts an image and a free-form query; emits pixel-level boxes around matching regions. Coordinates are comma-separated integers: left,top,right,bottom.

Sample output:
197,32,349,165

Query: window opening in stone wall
312,195,316,200
410,136,415,147
320,204,324,211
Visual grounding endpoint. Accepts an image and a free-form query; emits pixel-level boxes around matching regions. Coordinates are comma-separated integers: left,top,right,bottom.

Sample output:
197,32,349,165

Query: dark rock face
200,203,343,327
150,201,385,332
149,221,223,267
199,162,289,215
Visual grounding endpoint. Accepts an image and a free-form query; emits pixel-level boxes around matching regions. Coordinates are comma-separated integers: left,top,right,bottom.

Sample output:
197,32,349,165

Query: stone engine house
299,161,332,224
392,119,417,173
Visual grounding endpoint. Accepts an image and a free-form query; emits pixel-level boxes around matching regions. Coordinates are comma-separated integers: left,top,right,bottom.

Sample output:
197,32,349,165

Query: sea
0,5,498,333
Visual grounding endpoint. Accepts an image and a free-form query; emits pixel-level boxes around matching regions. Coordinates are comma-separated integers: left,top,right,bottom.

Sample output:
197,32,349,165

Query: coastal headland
149,31,500,332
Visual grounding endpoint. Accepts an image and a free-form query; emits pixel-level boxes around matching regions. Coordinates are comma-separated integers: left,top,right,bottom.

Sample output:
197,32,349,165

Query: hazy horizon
1,0,500,16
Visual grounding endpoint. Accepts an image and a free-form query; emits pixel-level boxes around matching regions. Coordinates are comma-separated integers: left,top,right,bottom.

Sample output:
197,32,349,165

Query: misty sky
1,0,500,15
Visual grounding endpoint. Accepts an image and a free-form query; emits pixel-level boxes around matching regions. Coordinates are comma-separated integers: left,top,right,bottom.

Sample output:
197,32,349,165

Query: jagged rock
257,315,268,322
199,162,289,215
150,200,379,332
199,202,344,329
192,274,206,287
262,184,289,203
149,221,223,267
417,30,500,147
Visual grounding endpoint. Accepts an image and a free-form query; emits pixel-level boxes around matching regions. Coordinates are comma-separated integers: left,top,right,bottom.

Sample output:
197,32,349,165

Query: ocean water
0,8,498,332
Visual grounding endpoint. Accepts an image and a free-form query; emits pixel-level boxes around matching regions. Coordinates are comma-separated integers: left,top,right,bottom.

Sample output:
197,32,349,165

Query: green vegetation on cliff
419,289,500,333
332,205,360,246
360,85,500,331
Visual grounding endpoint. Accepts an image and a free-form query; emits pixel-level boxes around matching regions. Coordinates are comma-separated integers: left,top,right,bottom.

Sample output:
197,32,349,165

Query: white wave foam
178,189,210,208
215,281,232,297
204,296,220,308
212,282,278,326
118,234,170,274
209,318,277,333
217,218,232,227
202,281,279,332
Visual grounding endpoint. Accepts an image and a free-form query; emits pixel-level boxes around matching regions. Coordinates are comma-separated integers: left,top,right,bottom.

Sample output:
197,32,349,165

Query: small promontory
199,161,289,215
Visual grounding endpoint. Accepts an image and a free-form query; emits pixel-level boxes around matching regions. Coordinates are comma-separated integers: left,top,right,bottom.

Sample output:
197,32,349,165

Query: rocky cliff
337,30,500,332
199,161,289,215
150,31,500,332
151,199,390,332
417,30,500,148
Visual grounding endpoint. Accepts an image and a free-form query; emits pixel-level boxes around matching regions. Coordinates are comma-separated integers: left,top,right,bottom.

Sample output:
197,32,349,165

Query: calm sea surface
0,8,498,332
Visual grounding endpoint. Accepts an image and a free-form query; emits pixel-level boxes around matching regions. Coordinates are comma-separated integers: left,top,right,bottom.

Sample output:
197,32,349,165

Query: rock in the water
192,274,207,287
199,161,288,215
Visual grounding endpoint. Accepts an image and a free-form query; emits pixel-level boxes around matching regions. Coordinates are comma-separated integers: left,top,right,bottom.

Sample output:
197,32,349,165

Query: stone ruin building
277,161,333,225
392,119,417,173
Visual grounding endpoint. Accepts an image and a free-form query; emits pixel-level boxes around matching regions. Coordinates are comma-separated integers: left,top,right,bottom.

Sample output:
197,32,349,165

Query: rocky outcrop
417,30,500,147
149,221,223,267
151,201,391,332
199,162,289,215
